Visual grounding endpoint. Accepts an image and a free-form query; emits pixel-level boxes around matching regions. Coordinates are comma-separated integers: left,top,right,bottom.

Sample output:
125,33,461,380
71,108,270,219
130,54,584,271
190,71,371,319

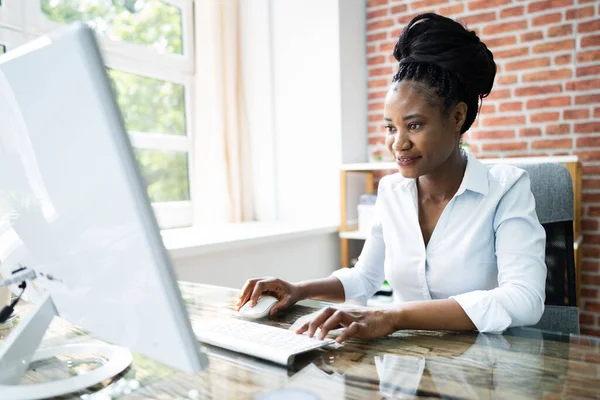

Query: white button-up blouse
332,150,547,332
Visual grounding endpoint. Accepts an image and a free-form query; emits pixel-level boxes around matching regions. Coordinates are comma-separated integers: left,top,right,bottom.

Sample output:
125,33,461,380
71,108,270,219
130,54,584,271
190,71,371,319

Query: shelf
339,230,367,240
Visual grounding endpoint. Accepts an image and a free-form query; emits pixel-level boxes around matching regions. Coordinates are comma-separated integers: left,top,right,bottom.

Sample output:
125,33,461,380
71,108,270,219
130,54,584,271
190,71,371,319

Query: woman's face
384,80,463,179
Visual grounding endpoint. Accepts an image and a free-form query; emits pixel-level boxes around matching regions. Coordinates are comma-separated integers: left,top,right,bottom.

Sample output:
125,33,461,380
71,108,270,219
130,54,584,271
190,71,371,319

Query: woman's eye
408,122,421,130
385,125,395,133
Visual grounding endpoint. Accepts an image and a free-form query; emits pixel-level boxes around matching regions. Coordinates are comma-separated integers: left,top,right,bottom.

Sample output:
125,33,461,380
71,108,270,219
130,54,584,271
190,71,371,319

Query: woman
237,13,546,343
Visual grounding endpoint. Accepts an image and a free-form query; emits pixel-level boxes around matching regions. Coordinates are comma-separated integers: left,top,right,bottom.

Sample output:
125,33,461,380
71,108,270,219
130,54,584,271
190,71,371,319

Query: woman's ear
453,102,468,133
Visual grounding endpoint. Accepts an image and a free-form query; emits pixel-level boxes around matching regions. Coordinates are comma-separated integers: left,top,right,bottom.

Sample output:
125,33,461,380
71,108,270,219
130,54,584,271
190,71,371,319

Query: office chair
513,163,579,334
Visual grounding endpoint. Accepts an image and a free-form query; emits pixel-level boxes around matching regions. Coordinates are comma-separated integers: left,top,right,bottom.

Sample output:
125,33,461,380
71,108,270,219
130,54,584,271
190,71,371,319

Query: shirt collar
396,148,489,197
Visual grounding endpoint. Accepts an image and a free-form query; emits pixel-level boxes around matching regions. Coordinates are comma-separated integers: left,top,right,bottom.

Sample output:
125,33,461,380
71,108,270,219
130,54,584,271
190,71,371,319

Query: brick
531,112,560,123
582,262,600,273
483,20,528,36
481,104,496,113
483,115,526,126
596,107,600,118
438,4,464,15
548,25,573,38
410,0,447,10
368,79,389,89
555,54,572,65
482,142,528,152
368,125,382,134
368,102,384,112
471,129,515,139
582,246,600,258
580,313,595,326
368,113,383,123
567,79,600,91
506,58,551,72
584,301,600,313
578,20,600,34
577,50,600,63
564,109,590,120
497,75,518,85
368,55,386,66
367,45,377,54
584,234,600,245
590,202,600,211
566,6,595,20
380,41,395,52
523,68,572,82
577,151,600,161
532,13,562,27
494,47,529,59
528,0,574,13
576,94,600,105
577,65,600,77
485,35,518,48
367,0,388,7
582,219,599,230
390,4,408,14
499,101,523,112
457,12,497,28
582,35,600,48
368,19,394,31
532,138,572,149
367,32,387,42
521,31,544,43
533,40,575,54
390,28,402,38
545,124,570,134
367,8,388,19
500,6,524,18
526,96,571,109
368,91,387,100
519,128,543,137
388,54,396,63
515,84,562,96
486,89,511,100
575,123,600,134
369,67,393,77
583,165,600,174
577,136,600,147
397,13,421,24
468,0,512,11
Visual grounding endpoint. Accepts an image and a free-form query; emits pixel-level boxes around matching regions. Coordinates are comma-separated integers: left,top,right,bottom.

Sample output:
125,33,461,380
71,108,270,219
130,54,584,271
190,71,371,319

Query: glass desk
1,283,599,399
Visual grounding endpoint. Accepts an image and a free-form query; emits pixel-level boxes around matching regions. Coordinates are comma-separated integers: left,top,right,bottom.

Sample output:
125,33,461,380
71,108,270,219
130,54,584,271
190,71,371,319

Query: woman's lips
396,156,421,167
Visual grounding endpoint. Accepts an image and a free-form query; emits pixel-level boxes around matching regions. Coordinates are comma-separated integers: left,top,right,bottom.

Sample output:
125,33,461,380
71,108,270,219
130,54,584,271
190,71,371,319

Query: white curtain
193,0,255,225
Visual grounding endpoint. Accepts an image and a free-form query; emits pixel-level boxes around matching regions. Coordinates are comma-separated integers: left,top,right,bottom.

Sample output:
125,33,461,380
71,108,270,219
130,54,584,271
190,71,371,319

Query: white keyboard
193,318,335,366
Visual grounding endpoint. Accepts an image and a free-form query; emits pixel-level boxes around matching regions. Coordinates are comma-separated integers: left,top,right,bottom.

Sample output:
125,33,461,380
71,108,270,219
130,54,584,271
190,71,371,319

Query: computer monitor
0,23,207,398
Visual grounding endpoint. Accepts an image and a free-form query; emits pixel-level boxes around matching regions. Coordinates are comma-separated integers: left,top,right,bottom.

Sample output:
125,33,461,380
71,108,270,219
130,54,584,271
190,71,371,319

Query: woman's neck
417,148,467,202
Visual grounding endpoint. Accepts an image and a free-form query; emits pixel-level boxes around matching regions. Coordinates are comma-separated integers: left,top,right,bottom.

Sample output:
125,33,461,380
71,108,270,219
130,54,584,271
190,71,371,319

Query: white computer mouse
239,295,279,319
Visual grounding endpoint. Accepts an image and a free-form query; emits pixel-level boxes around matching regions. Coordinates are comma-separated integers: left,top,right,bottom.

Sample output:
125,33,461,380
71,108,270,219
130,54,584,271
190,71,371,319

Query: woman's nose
393,132,411,152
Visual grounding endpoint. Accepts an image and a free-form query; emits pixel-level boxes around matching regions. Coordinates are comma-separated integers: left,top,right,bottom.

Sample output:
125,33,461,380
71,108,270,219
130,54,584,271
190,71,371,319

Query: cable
0,267,36,288
0,281,26,323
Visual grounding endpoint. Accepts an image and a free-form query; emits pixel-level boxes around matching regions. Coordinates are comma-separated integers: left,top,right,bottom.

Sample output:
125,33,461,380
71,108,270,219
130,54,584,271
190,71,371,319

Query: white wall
173,232,340,288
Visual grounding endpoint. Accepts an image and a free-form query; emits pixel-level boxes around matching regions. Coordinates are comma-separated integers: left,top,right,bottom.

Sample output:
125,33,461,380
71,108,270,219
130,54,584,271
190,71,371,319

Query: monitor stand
0,293,132,400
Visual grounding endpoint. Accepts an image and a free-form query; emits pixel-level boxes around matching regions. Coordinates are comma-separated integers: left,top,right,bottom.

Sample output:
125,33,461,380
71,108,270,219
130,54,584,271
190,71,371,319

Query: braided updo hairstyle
392,13,496,134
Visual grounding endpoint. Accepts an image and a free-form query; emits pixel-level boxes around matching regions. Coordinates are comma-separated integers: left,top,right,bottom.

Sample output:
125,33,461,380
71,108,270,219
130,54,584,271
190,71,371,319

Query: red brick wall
366,0,600,336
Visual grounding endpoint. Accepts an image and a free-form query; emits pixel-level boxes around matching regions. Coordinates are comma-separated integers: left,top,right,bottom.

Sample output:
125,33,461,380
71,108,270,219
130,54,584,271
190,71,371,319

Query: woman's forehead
385,81,434,115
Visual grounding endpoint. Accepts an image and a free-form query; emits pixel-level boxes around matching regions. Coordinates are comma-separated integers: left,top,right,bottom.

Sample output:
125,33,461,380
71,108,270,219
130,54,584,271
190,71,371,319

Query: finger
270,297,289,315
249,281,270,307
237,279,257,306
319,310,349,340
307,308,336,338
335,321,361,343
296,321,310,334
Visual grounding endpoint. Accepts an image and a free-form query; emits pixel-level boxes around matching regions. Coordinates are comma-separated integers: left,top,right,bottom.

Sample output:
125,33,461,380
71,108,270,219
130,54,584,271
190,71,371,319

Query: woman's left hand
295,306,398,343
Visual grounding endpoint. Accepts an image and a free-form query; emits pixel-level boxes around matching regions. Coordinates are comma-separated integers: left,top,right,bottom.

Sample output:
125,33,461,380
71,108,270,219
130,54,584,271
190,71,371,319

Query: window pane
108,69,186,136
134,150,189,202
41,0,183,55
0,45,5,55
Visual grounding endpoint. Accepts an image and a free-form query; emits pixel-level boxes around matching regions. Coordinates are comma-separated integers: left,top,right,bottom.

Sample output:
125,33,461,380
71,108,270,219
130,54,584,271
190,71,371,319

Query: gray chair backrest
508,163,579,334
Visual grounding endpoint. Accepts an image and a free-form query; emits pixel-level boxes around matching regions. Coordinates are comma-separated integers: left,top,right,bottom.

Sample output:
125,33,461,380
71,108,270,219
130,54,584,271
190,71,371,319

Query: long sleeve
451,171,547,332
331,180,388,305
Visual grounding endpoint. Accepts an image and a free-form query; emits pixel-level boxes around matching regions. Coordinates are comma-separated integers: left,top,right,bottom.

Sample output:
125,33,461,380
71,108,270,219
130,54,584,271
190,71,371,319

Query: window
1,0,194,228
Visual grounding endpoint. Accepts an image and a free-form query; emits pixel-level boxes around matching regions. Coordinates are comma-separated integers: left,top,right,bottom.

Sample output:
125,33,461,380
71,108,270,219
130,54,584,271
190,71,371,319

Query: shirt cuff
331,268,368,305
450,290,513,333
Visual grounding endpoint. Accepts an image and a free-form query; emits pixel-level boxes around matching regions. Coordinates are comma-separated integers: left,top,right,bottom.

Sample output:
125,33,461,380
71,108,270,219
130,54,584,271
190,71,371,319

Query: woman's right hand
236,277,301,315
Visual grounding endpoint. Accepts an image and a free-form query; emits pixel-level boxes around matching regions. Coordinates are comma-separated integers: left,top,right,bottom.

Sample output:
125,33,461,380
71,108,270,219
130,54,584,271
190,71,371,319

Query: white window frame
1,0,195,229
